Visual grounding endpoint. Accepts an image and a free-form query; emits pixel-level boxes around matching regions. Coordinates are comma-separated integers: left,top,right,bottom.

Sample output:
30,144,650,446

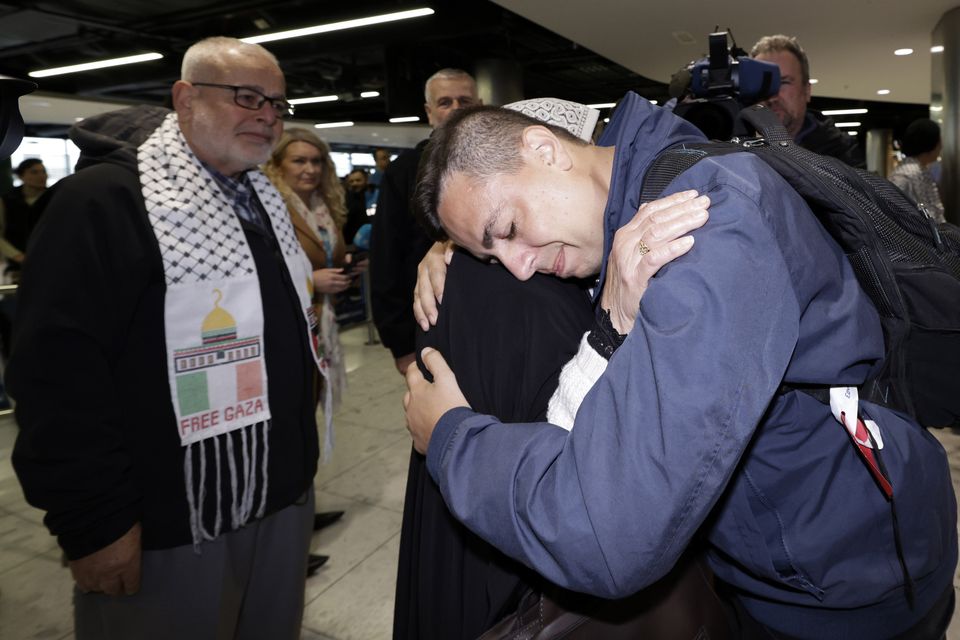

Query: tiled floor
0,325,411,640
0,323,959,639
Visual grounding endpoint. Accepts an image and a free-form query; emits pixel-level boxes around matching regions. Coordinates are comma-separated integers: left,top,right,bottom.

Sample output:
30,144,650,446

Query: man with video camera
751,34,865,168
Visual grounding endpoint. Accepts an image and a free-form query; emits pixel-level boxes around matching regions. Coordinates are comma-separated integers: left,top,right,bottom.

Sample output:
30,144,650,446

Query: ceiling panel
2,0,938,148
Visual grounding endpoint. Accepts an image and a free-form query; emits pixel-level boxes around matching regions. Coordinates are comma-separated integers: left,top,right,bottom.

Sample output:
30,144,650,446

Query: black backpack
641,104,960,428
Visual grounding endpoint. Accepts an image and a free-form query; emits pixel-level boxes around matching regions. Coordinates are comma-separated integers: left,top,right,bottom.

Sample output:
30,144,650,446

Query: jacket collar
591,92,705,300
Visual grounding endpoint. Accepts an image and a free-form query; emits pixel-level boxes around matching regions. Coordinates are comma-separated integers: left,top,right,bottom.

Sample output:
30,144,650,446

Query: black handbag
477,553,730,640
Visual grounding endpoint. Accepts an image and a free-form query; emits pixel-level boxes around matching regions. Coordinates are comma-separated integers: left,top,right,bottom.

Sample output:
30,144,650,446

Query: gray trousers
75,490,314,640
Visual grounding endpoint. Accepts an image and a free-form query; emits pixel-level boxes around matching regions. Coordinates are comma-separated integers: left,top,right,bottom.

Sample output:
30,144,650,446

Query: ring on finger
637,239,651,256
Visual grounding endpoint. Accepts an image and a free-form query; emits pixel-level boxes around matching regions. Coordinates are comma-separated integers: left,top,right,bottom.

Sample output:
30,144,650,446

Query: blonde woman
265,128,362,571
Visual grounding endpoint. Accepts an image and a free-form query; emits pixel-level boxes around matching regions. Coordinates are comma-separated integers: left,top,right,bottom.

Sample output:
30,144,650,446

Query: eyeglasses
192,82,295,119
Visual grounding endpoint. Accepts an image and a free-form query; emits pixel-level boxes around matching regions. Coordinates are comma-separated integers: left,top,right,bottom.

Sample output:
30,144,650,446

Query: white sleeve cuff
547,332,609,431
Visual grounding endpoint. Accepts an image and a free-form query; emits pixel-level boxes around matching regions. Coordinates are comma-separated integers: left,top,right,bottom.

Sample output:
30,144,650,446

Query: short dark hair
900,118,941,157
14,158,43,177
414,105,586,240
750,34,811,85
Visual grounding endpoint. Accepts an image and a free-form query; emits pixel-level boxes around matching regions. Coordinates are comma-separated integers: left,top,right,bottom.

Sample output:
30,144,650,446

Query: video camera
671,31,780,140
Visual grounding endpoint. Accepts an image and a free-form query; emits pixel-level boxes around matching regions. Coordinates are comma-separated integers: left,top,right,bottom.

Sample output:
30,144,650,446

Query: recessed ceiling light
587,102,616,109
834,121,861,128
242,8,434,44
822,108,868,116
389,116,420,123
848,131,857,136
29,52,163,78
894,48,913,56
603,117,610,123
809,79,819,84
877,89,891,95
289,95,339,105
931,105,944,112
314,121,354,129
360,91,380,98
649,100,658,105
931,45,945,53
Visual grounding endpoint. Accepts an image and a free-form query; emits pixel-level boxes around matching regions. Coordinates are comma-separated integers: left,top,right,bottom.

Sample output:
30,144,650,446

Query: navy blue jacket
426,93,956,639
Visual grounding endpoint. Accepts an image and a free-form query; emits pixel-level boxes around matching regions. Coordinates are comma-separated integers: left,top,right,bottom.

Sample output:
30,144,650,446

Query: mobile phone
343,251,368,274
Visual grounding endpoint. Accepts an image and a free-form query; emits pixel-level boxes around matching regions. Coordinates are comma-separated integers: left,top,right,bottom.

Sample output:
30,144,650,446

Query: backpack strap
640,141,877,415
640,147,709,205
737,104,794,144
640,143,757,205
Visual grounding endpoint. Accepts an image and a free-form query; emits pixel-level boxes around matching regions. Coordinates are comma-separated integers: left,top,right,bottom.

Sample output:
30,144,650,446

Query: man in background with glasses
9,37,322,640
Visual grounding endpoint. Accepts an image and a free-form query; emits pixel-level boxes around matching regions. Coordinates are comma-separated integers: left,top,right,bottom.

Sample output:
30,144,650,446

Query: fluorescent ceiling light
894,48,913,56
834,121,861,128
931,105,944,112
242,8,434,44
29,52,162,78
587,102,616,109
848,131,858,136
360,91,380,98
822,108,868,116
809,79,819,84
389,116,420,123
289,95,338,105
931,45,945,53
877,89,891,95
315,121,354,129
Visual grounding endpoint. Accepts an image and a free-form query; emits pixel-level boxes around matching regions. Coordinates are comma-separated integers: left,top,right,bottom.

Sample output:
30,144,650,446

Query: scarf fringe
185,421,270,551
240,426,252,523
226,431,239,529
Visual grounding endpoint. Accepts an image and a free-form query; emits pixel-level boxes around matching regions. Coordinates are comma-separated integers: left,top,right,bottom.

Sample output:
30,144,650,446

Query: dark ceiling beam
0,0,303,60
137,0,315,28
27,5,165,39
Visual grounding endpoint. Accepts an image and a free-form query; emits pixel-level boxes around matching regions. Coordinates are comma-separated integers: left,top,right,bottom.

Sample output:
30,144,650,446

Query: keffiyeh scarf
138,113,325,548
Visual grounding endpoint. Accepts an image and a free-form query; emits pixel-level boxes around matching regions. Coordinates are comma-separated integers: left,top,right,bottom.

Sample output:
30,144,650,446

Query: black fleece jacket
369,139,434,360
797,109,866,169
8,106,318,559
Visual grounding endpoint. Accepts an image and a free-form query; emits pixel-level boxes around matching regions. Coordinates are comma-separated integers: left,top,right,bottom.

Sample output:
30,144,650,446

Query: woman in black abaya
393,251,593,640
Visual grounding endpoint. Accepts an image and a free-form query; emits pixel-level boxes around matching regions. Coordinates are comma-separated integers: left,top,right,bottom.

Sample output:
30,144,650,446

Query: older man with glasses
9,37,323,640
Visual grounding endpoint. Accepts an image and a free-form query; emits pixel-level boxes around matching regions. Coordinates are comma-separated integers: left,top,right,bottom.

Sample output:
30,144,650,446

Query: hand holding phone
343,251,369,275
